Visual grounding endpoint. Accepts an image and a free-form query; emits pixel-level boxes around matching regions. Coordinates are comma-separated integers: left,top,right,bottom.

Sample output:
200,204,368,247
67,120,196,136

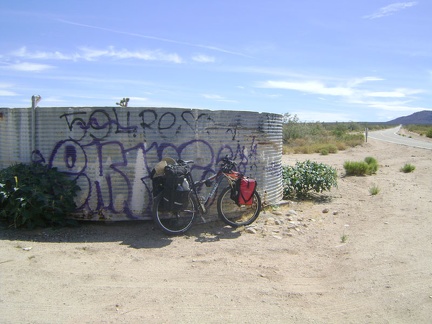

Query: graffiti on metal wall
32,108,261,220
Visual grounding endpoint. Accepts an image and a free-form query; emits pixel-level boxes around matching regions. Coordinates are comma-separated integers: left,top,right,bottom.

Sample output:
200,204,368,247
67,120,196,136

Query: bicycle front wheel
217,186,261,227
152,192,196,235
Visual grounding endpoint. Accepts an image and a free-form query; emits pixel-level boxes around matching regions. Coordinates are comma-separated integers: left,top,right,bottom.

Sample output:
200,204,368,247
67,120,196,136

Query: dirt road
1,136,431,323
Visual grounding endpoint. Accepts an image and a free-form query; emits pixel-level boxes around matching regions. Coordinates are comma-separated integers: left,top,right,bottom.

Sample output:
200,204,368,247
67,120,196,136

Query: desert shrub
282,160,337,198
320,148,329,155
325,144,338,154
369,184,380,195
335,142,347,151
400,163,415,173
0,163,80,228
406,125,432,137
314,144,337,155
344,157,379,176
293,146,314,154
341,134,364,147
364,156,379,174
343,161,369,176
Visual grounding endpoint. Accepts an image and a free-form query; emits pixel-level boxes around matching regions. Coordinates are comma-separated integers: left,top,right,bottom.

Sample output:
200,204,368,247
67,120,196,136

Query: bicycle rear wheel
152,192,196,235
217,186,261,227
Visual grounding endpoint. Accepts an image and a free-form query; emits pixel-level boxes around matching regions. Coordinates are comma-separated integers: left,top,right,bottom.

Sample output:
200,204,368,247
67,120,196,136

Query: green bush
364,156,379,174
426,129,432,138
369,184,380,195
400,163,415,173
344,157,378,176
0,162,80,228
343,161,369,176
320,148,329,155
282,160,337,198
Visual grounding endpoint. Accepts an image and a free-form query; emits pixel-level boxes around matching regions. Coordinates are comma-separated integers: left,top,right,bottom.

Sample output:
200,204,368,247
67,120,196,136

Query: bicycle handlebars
220,156,237,173
176,155,236,173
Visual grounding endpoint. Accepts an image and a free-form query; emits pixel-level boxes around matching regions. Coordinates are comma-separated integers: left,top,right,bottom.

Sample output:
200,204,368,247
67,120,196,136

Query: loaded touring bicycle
150,156,261,235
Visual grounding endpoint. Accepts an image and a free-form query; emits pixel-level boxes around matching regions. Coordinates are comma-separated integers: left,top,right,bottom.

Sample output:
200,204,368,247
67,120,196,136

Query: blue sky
0,1,430,122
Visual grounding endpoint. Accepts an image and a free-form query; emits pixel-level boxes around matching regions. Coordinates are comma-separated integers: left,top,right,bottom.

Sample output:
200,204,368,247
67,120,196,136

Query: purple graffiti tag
64,145,77,169
44,108,267,221
49,139,87,175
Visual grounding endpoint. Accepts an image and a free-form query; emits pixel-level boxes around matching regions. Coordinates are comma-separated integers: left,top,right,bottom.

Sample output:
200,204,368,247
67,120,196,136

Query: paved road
367,125,432,150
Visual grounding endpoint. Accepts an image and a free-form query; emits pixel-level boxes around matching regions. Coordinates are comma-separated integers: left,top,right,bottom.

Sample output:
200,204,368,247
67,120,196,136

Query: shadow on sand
0,219,242,249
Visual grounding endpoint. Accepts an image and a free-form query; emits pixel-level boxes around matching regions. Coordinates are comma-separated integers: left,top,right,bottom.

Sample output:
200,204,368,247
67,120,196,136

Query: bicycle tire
152,192,196,235
217,186,261,227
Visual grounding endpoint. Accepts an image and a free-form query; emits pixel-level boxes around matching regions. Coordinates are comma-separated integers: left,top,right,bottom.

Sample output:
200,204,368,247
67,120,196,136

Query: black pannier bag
162,163,190,211
150,168,165,197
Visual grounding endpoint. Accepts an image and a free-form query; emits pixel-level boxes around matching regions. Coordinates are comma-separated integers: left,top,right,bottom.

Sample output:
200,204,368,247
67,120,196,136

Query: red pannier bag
237,177,257,205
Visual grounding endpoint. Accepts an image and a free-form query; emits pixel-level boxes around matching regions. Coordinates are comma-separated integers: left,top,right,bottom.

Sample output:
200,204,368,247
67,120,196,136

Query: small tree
116,97,130,107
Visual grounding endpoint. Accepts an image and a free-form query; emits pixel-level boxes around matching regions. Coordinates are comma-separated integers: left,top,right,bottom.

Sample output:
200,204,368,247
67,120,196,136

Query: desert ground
1,133,432,323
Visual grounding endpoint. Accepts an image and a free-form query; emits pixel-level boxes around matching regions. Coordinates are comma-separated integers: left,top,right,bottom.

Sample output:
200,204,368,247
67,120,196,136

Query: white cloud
9,46,183,64
364,88,423,98
257,76,427,115
123,96,149,105
12,47,79,61
42,96,66,103
363,2,418,19
79,47,183,63
0,83,17,96
365,100,427,112
202,93,236,103
5,62,54,72
347,76,384,87
294,111,353,122
192,54,215,63
259,80,354,96
0,89,17,96
202,94,224,100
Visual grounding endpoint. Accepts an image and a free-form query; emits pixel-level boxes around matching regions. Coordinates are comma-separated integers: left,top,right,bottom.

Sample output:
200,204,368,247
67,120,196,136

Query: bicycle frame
187,169,240,215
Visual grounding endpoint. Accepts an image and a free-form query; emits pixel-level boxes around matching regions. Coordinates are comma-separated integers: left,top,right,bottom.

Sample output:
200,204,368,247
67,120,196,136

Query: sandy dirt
1,136,432,324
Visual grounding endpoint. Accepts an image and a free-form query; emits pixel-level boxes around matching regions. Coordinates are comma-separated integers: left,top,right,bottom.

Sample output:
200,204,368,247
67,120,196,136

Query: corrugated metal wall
0,107,283,221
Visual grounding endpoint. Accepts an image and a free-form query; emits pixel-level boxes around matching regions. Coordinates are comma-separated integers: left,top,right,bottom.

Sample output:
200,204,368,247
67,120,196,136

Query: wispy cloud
258,80,354,96
357,100,426,112
202,94,237,103
363,2,418,19
0,83,17,96
11,46,183,64
79,47,183,63
57,19,252,58
292,111,352,122
42,96,66,104
3,62,54,72
257,76,426,113
364,88,423,98
12,47,79,61
192,54,215,63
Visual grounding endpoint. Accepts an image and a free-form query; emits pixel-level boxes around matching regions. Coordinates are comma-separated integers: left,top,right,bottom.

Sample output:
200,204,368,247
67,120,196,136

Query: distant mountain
387,110,432,125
